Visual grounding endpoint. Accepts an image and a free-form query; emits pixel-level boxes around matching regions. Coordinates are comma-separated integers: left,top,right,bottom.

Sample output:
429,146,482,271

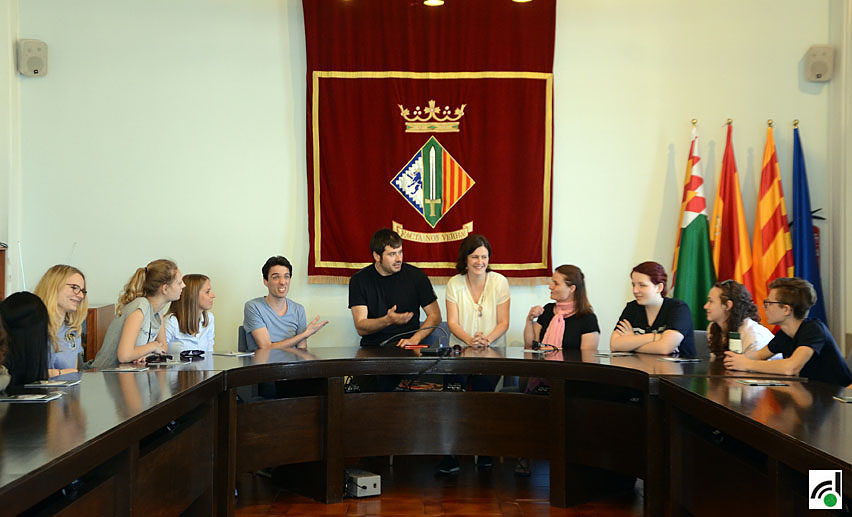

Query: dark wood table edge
0,372,225,515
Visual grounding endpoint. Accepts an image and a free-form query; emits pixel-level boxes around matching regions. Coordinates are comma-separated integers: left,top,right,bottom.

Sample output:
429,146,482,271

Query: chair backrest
418,321,451,348
693,330,710,358
238,325,248,352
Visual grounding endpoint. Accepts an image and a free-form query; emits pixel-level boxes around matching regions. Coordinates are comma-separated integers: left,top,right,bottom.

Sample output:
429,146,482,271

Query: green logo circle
824,493,837,507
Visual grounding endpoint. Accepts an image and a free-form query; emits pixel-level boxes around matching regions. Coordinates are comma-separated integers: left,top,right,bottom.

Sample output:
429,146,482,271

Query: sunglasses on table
531,341,560,352
145,354,173,364
180,350,205,360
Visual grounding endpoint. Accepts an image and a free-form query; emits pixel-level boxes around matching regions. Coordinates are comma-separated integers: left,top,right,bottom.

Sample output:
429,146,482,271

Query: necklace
466,275,485,318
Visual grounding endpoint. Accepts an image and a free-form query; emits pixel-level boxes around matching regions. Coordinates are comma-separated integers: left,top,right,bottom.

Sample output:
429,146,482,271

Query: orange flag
752,125,794,325
709,123,754,294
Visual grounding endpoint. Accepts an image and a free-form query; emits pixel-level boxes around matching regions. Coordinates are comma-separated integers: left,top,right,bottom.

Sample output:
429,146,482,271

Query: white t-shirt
445,271,510,347
739,317,779,359
165,312,215,354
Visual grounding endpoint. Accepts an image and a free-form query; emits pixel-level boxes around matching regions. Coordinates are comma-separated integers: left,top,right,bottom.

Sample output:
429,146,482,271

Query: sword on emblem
424,146,442,217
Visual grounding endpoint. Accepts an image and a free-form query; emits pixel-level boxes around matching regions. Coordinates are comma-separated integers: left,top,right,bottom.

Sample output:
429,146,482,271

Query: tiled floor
235,456,643,516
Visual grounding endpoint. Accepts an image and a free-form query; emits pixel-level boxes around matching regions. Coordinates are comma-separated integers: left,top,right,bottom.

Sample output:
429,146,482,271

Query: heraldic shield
391,136,475,229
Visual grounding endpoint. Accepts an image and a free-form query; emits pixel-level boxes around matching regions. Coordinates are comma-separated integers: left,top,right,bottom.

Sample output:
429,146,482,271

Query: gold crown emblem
398,99,466,133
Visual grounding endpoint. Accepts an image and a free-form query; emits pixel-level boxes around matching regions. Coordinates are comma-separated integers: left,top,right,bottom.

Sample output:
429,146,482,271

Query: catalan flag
752,125,794,325
709,123,754,294
442,146,475,217
791,125,828,325
672,126,716,329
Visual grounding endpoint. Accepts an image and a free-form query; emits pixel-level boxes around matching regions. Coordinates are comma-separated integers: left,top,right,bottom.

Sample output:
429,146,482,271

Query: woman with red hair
609,261,695,356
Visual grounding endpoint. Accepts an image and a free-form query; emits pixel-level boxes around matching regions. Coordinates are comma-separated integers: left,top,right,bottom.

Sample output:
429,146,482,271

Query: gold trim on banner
312,72,323,267
392,221,473,243
311,70,552,271
307,275,551,286
542,74,552,264
311,261,547,270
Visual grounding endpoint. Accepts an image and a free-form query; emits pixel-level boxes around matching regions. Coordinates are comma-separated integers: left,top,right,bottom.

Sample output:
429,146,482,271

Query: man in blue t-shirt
348,228,441,347
243,256,328,351
724,277,852,387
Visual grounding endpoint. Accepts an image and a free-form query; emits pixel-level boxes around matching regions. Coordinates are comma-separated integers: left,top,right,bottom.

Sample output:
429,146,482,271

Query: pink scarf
540,301,575,348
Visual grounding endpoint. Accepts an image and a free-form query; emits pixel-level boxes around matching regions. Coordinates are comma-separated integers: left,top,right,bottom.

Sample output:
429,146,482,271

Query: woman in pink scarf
515,265,600,477
523,265,599,351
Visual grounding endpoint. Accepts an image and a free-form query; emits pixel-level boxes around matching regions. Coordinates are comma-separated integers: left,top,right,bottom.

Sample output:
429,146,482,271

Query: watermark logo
809,470,842,509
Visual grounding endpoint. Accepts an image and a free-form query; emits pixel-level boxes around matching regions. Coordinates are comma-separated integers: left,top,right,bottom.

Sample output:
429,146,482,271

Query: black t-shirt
616,297,696,356
536,303,600,350
767,319,852,387
348,263,437,346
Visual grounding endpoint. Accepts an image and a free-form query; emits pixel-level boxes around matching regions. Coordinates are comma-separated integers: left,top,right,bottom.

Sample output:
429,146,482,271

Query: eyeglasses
763,300,787,309
180,350,205,360
66,284,87,296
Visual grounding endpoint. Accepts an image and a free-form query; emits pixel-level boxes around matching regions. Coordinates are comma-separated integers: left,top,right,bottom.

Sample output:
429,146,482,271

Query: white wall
9,0,843,349
829,0,852,349
1,0,20,260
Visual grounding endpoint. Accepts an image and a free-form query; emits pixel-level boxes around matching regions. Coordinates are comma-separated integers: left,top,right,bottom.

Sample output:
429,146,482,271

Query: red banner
304,0,555,282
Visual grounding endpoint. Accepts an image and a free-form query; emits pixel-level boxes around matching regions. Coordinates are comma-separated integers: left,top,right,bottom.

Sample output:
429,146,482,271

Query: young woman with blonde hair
165,274,215,354
90,259,185,369
33,265,89,376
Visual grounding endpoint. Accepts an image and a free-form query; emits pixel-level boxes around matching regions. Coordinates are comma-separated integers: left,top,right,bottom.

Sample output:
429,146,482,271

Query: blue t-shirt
48,322,82,370
243,297,307,351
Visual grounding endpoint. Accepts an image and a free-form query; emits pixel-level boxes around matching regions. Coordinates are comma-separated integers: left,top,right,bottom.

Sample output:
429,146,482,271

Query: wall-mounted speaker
16,39,48,77
805,45,833,82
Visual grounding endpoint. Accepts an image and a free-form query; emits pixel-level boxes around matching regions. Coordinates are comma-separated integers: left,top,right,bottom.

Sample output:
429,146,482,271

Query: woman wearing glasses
165,274,215,354
610,261,695,356
89,259,185,369
704,279,774,358
34,265,89,376
523,265,599,351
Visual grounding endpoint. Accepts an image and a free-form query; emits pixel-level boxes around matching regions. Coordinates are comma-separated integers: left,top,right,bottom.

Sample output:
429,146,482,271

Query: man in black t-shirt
348,228,441,347
724,277,852,387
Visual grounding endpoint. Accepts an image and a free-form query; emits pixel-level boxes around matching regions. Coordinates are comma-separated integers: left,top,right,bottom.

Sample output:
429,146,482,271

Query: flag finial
793,119,799,128
726,118,733,125
691,118,697,126
767,119,773,127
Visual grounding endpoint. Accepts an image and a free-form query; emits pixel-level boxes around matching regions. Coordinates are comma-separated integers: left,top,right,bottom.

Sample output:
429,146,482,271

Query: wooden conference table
0,345,849,516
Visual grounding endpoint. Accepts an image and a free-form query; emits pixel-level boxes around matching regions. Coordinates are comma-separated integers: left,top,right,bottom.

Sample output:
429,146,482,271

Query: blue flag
791,127,827,325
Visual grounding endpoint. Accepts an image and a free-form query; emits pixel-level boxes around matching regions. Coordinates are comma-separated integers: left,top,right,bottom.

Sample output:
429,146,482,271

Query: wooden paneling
84,304,114,361
134,407,215,516
236,396,325,472
342,392,550,458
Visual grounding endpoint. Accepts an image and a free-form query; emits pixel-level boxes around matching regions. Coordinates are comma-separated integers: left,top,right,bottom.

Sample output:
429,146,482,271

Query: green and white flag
672,126,716,329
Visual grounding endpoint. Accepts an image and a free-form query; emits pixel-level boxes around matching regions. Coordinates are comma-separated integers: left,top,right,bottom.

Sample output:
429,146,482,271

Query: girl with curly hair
704,279,774,357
